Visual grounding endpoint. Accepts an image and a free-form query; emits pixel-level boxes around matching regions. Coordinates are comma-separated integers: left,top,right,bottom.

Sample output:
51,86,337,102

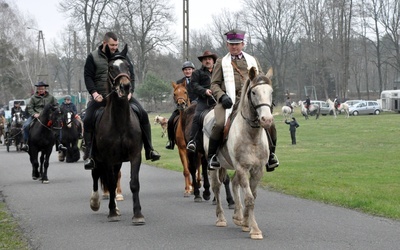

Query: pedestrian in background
285,117,300,145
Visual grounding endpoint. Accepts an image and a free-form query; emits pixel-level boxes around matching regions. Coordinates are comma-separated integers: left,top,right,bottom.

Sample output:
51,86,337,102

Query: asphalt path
0,145,399,250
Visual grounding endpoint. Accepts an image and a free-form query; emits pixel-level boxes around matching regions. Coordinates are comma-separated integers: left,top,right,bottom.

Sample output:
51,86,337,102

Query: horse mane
238,76,252,111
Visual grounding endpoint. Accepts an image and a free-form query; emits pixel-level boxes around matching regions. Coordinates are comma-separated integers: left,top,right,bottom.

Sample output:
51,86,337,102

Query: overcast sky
15,0,241,46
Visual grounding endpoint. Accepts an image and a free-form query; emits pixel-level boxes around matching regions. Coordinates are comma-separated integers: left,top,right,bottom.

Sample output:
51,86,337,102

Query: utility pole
183,0,189,61
27,27,48,85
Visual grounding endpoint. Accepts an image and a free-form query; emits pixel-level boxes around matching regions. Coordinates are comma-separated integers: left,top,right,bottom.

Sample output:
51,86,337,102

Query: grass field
148,109,400,220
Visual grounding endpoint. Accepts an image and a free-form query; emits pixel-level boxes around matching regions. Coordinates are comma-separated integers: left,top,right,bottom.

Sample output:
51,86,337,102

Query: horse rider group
165,29,279,172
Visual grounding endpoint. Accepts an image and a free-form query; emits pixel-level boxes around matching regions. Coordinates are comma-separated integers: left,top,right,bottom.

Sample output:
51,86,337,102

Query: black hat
224,29,246,43
35,81,49,87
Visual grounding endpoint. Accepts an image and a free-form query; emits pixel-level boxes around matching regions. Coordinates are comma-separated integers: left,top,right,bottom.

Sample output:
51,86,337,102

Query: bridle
107,58,131,98
241,81,272,128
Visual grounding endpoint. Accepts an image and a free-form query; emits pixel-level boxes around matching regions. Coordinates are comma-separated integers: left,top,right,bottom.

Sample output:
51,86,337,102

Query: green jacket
26,91,57,117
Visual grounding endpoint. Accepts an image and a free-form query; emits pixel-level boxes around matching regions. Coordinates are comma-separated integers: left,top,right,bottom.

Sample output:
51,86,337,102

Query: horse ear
172,82,177,88
121,44,128,57
266,68,273,79
248,67,257,80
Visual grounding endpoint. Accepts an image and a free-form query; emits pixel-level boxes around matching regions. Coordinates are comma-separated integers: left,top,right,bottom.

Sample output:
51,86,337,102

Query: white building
380,90,400,112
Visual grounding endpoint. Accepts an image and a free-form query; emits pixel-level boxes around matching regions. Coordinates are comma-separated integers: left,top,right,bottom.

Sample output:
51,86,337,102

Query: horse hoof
102,193,110,200
90,192,100,211
250,232,263,240
203,193,211,201
116,194,124,201
42,180,49,184
233,218,242,226
108,214,121,222
228,203,235,210
183,192,191,198
216,220,227,227
242,226,250,232
132,217,145,226
194,195,202,203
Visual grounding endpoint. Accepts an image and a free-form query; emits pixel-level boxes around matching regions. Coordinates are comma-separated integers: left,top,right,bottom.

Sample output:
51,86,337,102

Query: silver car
349,101,382,115
310,100,332,116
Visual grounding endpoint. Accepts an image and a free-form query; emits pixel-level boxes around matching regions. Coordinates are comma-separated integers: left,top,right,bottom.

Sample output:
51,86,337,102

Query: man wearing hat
206,29,279,172
186,50,218,152
21,81,67,152
165,60,196,150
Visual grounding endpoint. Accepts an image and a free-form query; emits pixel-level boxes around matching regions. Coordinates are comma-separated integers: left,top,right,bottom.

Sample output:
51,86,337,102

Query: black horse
89,44,144,224
6,111,24,152
28,103,63,183
58,108,81,163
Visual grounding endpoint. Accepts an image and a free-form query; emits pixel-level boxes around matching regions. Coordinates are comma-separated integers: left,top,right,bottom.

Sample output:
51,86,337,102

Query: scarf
221,51,258,124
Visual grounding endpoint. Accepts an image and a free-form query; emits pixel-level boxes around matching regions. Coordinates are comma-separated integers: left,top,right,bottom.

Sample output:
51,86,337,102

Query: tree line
0,0,399,112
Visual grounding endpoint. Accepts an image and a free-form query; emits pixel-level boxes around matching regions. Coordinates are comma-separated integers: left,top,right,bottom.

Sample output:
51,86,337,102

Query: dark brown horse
172,82,233,206
58,108,81,162
28,103,63,183
89,44,144,224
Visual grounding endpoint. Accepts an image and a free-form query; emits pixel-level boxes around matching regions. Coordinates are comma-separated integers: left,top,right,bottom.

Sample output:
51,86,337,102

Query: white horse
282,101,297,120
298,100,320,120
203,67,274,240
326,98,349,118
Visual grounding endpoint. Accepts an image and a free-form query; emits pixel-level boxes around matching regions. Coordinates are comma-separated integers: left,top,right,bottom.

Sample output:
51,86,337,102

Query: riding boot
83,131,95,170
207,138,221,170
21,139,29,152
142,123,160,162
165,115,175,150
266,145,279,172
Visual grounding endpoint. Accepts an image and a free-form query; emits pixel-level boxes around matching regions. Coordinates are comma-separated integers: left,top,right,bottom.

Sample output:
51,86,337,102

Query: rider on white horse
304,96,311,114
285,96,293,111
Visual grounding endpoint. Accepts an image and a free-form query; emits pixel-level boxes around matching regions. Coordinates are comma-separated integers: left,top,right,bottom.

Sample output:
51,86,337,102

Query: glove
220,94,233,109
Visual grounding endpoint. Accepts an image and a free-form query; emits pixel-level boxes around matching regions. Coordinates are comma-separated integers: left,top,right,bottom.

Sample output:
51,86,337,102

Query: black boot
142,124,160,162
165,117,175,150
83,131,95,170
21,140,29,152
207,138,221,170
266,145,279,172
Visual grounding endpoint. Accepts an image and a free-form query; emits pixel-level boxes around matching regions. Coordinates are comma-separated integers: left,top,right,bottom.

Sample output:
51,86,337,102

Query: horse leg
41,152,51,184
116,170,124,201
90,167,101,211
223,175,235,209
107,164,121,222
178,148,192,197
30,151,40,180
189,151,202,202
231,171,244,227
245,168,263,240
210,169,226,227
130,156,145,225
39,152,45,179
201,156,210,201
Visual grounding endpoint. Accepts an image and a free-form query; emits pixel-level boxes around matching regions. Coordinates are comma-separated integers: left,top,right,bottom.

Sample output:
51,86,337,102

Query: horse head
172,81,190,110
241,67,274,129
106,44,131,98
12,112,24,126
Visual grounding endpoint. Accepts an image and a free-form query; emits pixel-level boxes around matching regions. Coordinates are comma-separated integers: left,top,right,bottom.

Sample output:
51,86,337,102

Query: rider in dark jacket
83,31,160,170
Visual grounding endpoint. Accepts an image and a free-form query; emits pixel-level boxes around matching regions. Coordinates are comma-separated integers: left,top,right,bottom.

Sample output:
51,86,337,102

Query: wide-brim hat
197,50,218,62
35,81,49,87
224,29,246,44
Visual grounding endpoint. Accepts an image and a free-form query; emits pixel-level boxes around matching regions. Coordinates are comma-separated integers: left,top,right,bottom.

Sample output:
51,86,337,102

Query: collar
231,52,243,60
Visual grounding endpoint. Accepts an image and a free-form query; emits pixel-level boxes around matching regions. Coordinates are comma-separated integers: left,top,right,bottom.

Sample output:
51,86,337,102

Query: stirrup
186,140,196,153
208,155,220,170
266,153,279,172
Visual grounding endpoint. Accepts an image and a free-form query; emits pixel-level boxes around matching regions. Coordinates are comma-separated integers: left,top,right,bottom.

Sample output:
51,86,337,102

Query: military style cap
224,29,246,43
35,81,49,87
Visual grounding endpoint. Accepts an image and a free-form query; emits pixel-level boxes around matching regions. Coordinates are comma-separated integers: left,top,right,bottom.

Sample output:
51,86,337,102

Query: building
380,90,400,112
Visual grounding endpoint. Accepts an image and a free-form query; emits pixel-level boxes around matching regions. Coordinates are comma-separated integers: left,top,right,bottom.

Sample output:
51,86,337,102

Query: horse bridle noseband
241,82,272,128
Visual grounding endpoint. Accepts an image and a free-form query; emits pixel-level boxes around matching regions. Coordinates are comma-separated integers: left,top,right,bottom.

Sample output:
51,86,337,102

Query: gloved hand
220,94,233,109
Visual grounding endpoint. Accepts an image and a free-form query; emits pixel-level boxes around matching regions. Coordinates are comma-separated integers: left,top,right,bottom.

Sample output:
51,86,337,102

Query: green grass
0,199,29,249
148,110,400,220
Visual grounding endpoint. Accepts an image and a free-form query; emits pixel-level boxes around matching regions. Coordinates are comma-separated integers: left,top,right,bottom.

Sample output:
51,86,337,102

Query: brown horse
171,81,198,197
89,44,144,224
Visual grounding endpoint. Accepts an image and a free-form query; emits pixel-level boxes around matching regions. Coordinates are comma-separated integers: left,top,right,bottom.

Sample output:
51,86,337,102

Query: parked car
344,100,363,107
310,100,333,116
349,101,382,116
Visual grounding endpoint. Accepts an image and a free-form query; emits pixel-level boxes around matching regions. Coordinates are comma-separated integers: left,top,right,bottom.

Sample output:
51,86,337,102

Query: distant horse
326,98,349,118
89,44,144,224
6,112,25,152
28,103,63,183
58,108,81,162
298,100,320,119
203,67,274,240
154,115,168,138
282,101,297,120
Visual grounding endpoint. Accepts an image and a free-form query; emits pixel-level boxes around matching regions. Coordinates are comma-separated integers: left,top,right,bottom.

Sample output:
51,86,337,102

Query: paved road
0,145,399,250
